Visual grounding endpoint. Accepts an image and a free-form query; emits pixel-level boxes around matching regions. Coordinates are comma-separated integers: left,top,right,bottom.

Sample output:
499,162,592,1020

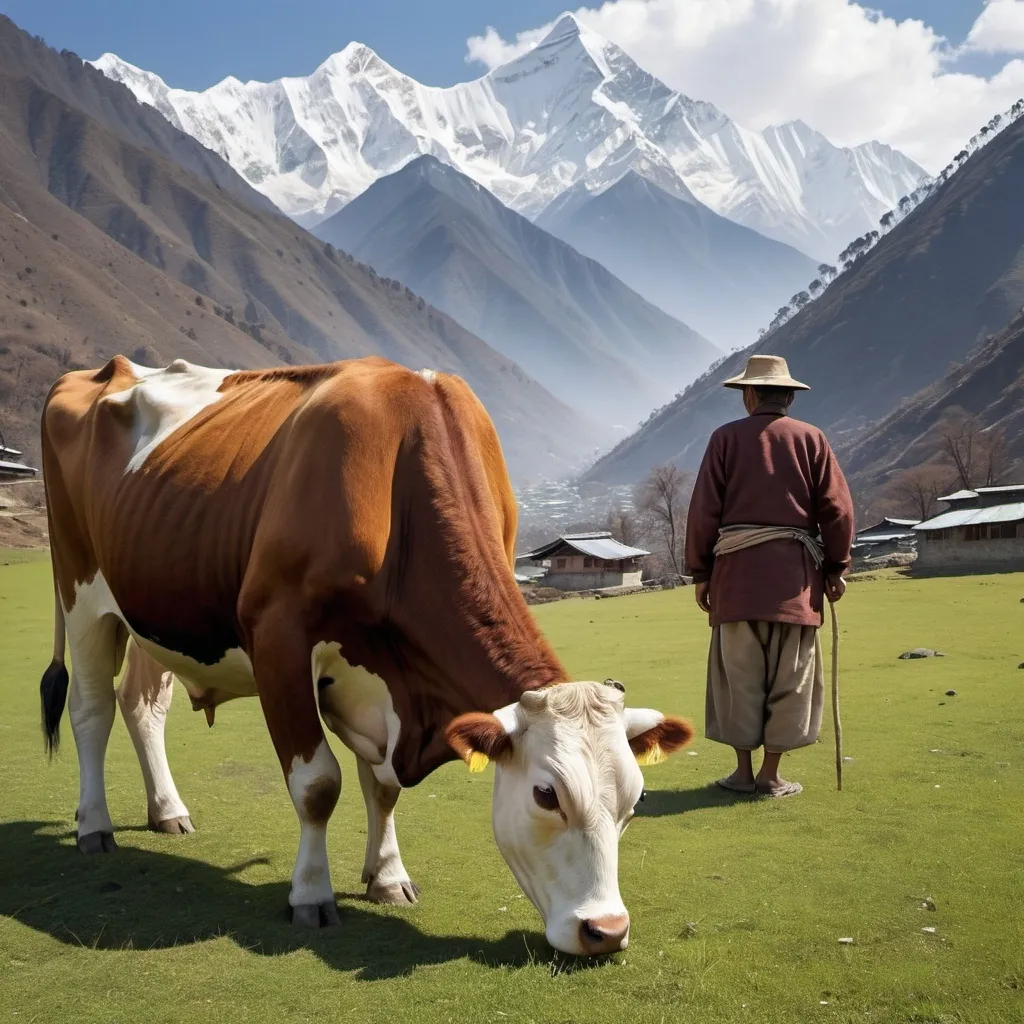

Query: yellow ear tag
468,751,490,773
635,744,667,767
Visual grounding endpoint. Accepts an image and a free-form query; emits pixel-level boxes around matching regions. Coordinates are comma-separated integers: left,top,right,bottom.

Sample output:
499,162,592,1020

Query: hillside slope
536,170,817,349
583,109,1024,485
841,310,1024,494
0,18,597,481
316,156,717,422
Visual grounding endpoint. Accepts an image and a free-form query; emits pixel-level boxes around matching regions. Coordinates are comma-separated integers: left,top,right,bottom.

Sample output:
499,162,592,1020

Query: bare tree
884,465,950,521
635,463,692,576
605,501,649,549
935,409,1016,489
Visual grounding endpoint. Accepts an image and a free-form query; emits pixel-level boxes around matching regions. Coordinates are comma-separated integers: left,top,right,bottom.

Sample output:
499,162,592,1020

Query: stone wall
541,569,644,592
915,537,1024,573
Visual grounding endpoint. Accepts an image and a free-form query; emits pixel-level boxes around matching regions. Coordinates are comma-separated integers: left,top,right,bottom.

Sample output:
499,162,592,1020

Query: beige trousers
706,621,824,753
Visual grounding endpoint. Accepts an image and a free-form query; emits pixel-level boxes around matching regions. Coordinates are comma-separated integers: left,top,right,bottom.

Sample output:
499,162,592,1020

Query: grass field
1,553,1023,1024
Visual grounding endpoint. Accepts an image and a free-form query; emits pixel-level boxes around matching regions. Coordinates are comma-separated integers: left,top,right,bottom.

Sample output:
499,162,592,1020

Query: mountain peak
316,40,388,78
539,11,611,62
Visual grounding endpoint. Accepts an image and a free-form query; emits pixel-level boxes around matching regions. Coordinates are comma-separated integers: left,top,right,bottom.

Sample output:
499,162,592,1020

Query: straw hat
722,354,810,391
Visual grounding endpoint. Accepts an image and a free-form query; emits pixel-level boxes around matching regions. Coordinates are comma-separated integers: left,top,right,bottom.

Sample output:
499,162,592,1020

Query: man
684,354,854,798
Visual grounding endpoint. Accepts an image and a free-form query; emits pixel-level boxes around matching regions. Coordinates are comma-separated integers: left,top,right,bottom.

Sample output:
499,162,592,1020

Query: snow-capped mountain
91,12,928,260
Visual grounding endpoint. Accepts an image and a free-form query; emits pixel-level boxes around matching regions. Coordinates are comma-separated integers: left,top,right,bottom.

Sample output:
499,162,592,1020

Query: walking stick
829,597,842,791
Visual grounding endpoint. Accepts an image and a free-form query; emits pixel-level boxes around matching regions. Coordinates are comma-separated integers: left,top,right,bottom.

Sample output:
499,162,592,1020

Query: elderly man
684,355,854,798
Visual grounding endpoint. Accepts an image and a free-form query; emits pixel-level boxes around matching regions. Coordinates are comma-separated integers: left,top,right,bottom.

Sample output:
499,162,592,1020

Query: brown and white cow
38,354,693,956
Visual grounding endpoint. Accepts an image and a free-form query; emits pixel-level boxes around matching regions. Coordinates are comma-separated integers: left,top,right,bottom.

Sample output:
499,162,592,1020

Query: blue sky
0,0,993,89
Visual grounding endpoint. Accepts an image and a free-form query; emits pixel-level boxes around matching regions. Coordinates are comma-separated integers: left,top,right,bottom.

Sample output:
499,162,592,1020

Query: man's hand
695,581,712,614
825,574,847,603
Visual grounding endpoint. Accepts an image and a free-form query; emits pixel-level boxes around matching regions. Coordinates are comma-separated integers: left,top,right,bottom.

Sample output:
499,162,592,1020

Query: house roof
857,518,919,535
853,532,916,545
937,489,979,503
527,531,650,560
913,503,1024,531
0,459,37,476
975,484,1024,494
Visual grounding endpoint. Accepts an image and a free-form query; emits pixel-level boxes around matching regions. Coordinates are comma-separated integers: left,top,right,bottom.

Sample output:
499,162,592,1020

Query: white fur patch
69,572,255,699
312,641,402,788
286,739,340,907
103,358,234,473
417,368,437,383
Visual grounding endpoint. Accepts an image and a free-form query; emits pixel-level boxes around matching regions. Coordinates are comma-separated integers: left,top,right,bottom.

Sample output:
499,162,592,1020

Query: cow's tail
40,568,70,758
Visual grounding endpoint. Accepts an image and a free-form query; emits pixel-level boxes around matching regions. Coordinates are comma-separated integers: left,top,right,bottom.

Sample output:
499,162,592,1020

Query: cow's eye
638,789,646,804
533,784,560,812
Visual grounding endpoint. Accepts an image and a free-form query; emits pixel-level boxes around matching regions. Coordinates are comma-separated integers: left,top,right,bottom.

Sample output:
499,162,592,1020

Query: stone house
852,517,919,560
912,485,1024,573
522,531,650,592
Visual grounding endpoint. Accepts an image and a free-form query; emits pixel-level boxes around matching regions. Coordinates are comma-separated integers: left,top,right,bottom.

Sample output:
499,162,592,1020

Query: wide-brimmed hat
722,354,810,391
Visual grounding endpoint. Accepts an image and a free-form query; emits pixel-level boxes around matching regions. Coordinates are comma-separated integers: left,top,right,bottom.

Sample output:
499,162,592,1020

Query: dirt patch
0,485,47,547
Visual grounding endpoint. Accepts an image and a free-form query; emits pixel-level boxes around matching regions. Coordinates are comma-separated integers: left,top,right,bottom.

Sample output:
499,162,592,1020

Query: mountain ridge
0,14,596,482
314,154,719,423
536,168,818,349
582,106,1024,486
90,13,927,259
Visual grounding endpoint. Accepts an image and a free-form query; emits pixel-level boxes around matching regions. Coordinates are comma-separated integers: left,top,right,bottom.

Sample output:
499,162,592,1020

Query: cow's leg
66,614,119,853
252,626,342,927
357,757,419,905
115,640,194,835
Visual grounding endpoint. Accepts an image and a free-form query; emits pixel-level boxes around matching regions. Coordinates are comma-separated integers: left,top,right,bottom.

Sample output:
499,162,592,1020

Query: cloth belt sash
711,524,844,792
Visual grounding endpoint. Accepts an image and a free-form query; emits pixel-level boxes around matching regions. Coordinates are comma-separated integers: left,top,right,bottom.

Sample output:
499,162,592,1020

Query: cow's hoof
291,901,341,928
366,880,420,905
77,831,117,854
149,815,195,835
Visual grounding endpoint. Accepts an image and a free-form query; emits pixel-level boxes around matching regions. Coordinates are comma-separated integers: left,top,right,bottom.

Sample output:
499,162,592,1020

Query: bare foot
755,778,803,798
715,771,756,793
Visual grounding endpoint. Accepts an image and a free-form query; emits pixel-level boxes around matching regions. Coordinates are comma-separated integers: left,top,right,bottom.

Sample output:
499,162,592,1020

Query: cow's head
446,681,693,956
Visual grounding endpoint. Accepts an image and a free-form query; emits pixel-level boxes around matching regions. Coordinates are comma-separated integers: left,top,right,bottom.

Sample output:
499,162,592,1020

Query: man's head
446,682,693,956
742,385,795,414
722,354,809,412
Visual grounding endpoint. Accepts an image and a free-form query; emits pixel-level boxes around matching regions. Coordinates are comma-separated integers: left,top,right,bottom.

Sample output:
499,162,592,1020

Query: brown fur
628,716,695,760
303,776,341,827
446,712,515,765
42,354,568,786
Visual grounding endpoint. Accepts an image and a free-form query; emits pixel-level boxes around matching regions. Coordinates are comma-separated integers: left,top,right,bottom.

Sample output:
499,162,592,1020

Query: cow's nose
579,914,630,955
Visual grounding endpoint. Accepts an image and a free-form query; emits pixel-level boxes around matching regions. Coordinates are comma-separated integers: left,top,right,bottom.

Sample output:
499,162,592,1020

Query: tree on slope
635,463,692,577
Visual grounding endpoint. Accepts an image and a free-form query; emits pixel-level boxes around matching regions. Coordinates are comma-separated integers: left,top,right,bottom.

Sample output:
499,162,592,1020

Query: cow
38,354,694,956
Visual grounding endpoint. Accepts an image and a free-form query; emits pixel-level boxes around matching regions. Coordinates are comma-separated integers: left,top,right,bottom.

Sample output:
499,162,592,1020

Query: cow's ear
624,709,694,766
446,712,515,772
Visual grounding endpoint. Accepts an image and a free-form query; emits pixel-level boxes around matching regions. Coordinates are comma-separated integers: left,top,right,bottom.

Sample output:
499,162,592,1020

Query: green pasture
1,552,1023,1023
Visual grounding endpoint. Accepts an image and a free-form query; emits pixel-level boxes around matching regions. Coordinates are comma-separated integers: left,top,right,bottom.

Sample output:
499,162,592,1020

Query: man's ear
446,711,515,772
623,708,695,766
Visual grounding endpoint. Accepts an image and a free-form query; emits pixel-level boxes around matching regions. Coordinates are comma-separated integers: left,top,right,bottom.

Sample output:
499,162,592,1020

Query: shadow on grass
0,821,605,980
637,784,753,817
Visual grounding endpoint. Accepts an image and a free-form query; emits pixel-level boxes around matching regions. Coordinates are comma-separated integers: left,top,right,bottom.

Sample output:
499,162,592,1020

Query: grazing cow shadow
0,821,603,980
636,784,753,817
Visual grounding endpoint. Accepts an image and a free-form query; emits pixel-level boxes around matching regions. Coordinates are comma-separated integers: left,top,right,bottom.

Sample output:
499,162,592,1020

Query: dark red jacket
684,403,855,627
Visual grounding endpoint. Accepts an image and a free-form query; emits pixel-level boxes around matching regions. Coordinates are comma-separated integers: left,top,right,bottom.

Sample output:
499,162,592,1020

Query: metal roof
527,531,650,560
913,503,1024,531
937,489,978,503
975,484,1024,494
853,532,916,544
0,459,37,476
857,518,919,536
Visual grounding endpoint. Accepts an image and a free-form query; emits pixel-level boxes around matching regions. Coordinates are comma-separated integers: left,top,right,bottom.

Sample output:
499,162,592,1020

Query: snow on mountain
90,13,928,258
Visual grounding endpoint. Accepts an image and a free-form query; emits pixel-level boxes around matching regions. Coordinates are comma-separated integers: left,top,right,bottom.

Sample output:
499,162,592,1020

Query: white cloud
465,25,550,69
465,0,1024,173
965,0,1024,54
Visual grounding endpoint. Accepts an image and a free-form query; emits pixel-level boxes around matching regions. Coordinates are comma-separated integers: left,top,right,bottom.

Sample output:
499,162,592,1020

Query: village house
521,531,650,592
0,435,37,483
852,517,919,561
912,485,1024,573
